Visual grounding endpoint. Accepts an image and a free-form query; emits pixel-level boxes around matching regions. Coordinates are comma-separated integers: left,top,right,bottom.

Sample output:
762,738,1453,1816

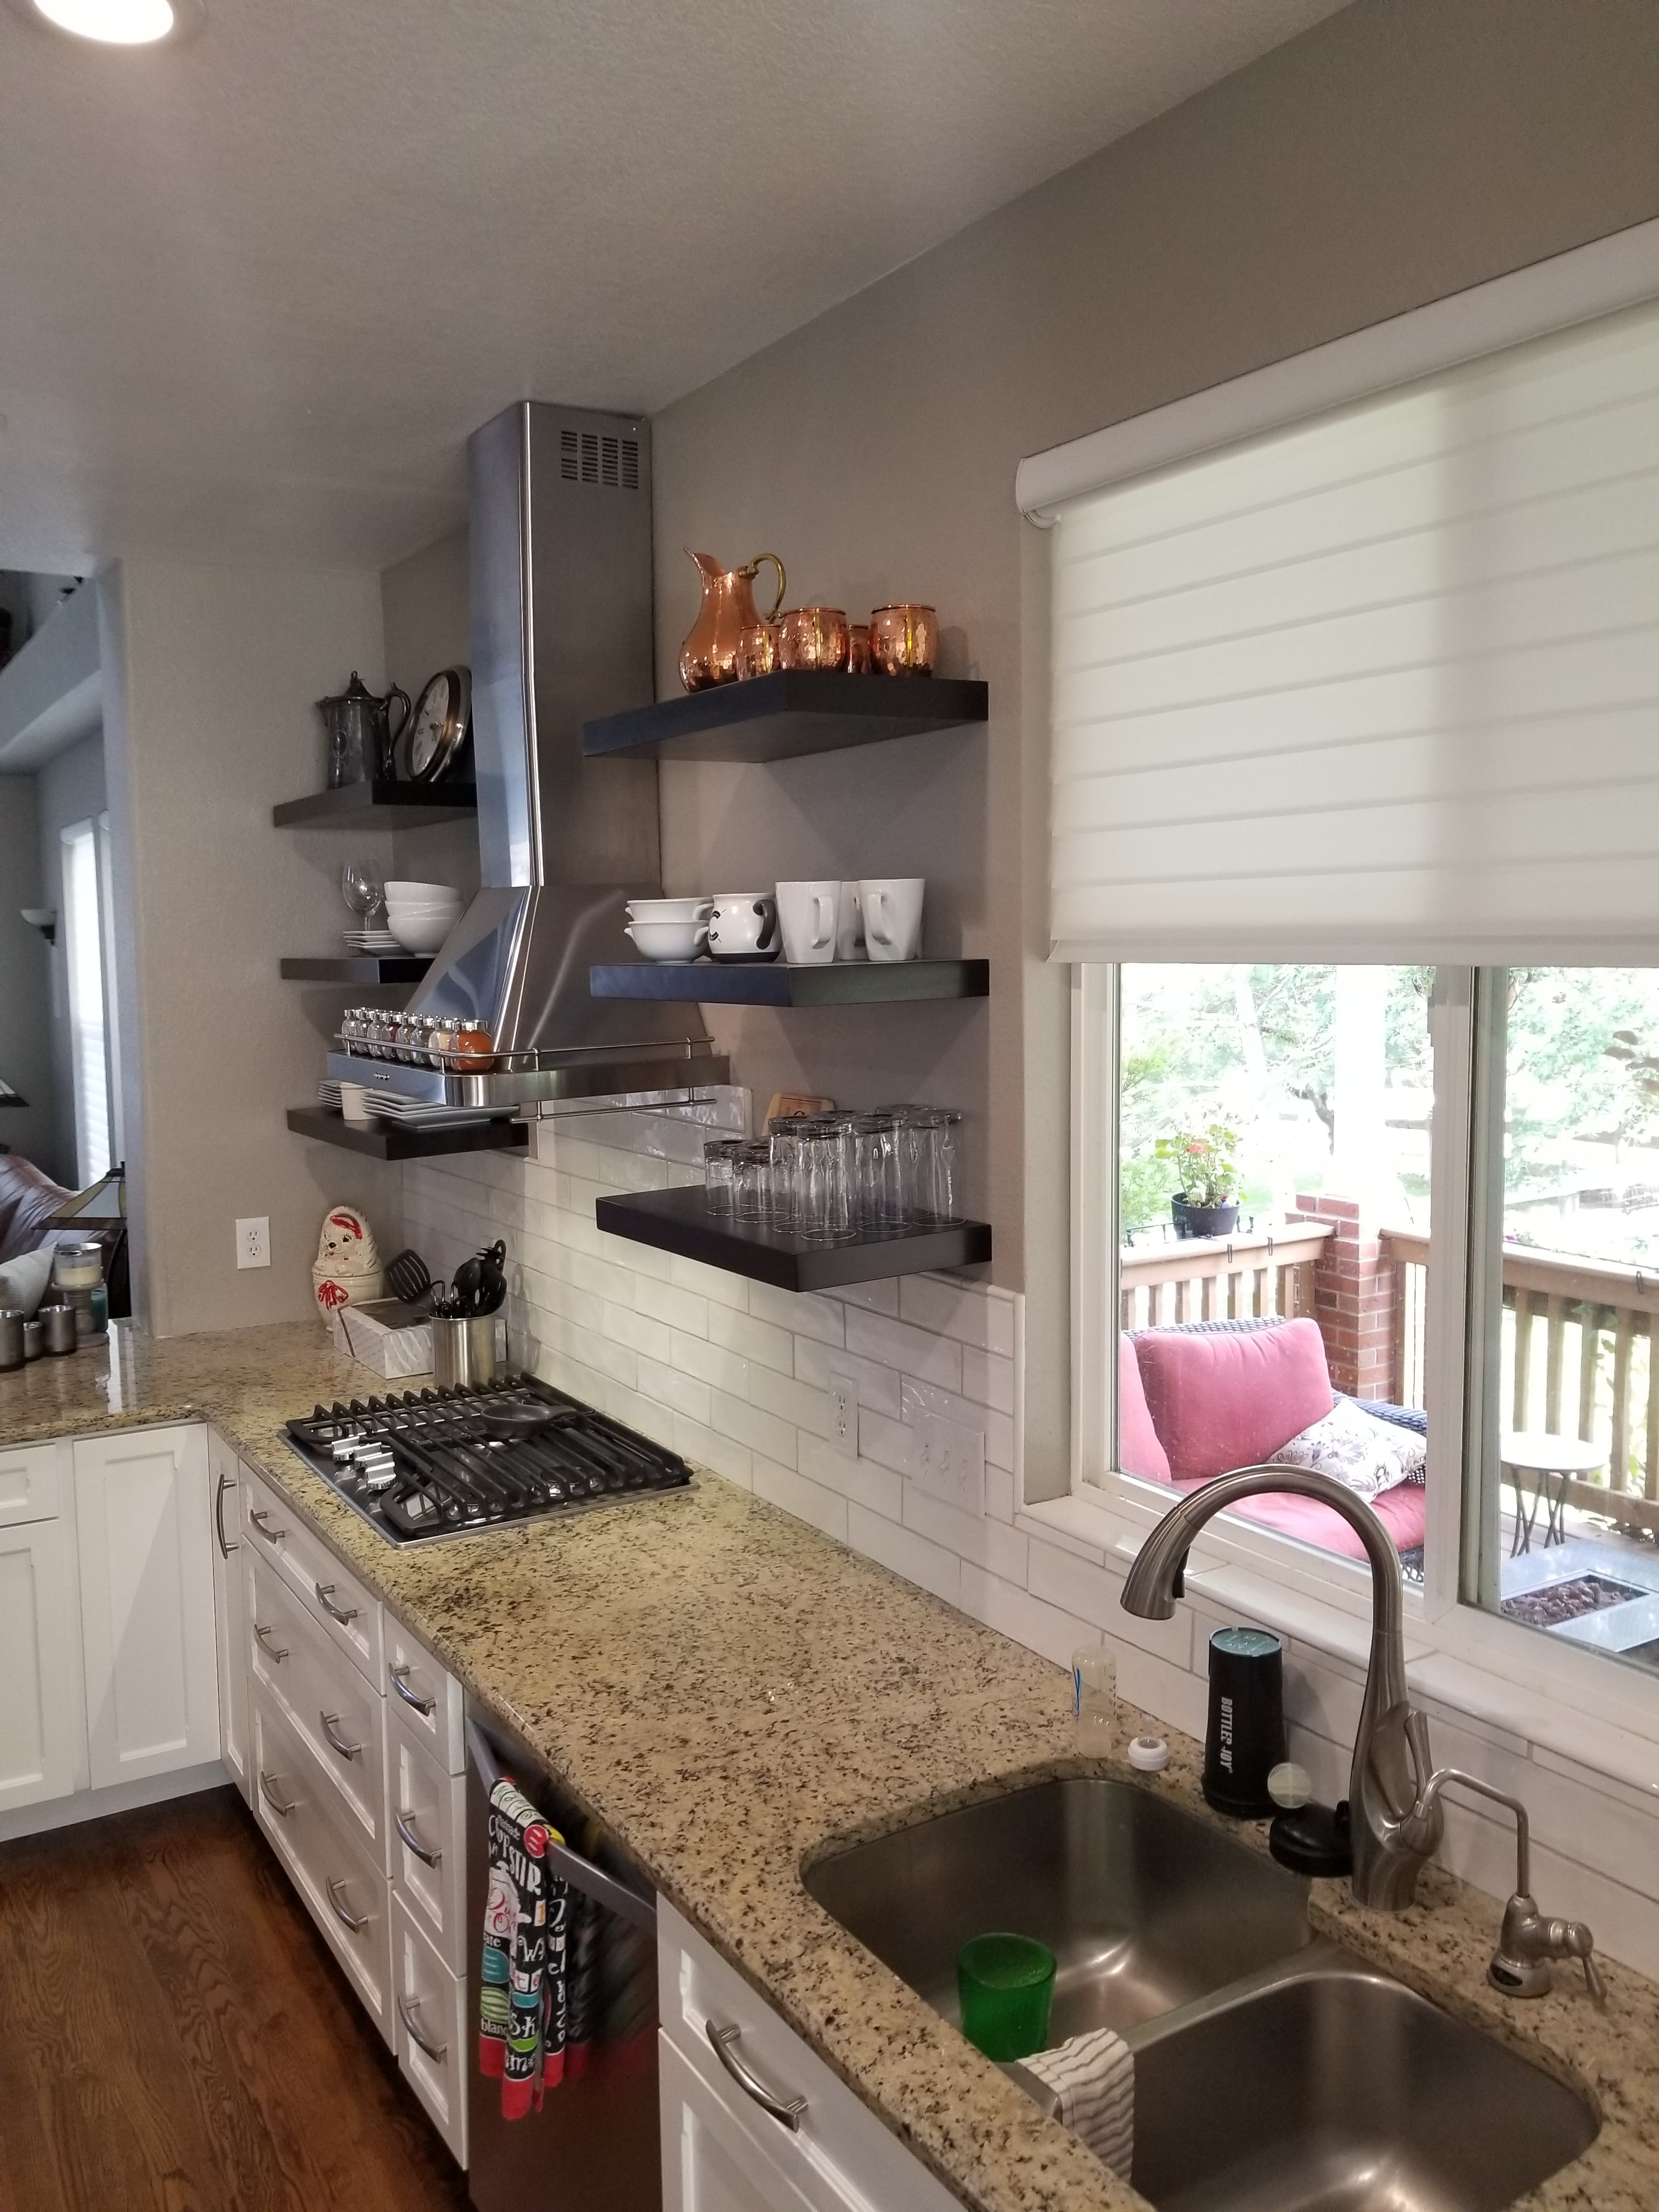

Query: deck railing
1381,1227,1659,1536
1120,1218,1333,1334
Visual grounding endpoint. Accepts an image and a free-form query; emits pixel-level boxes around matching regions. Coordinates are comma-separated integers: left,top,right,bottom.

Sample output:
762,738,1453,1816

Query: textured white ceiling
0,0,1348,571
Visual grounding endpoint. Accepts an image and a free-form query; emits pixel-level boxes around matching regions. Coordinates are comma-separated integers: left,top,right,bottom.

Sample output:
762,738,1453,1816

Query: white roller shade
1049,295,1659,963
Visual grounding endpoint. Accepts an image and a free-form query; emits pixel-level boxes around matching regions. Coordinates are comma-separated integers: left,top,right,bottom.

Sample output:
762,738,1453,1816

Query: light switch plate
236,1216,270,1269
910,1409,985,1516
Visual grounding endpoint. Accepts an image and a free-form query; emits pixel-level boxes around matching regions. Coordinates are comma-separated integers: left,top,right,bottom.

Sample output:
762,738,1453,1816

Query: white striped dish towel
1020,2027,1133,2180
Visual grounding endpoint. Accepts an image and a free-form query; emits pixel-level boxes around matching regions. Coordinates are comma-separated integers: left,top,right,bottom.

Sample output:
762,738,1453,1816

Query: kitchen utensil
385,1248,434,1306
834,880,866,962
859,877,924,962
342,862,387,926
775,881,839,966
868,603,939,675
847,622,872,675
393,667,472,784
451,1251,485,1315
777,606,850,672
680,550,787,691
476,1241,507,1315
624,917,708,961
40,1303,78,1356
707,891,780,963
318,672,411,788
956,1934,1056,2062
0,1309,23,1371
53,1240,108,1340
733,623,781,679
432,1313,501,1390
1203,1627,1288,1818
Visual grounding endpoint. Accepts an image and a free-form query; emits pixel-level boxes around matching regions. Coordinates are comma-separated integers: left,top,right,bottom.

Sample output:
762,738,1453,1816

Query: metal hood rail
360,400,719,1103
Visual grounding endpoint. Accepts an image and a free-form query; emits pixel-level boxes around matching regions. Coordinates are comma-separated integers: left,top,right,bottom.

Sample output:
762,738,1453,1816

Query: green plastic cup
956,1932,1057,2061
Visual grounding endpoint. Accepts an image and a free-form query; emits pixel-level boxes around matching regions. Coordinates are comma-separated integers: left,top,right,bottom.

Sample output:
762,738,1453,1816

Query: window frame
1069,958,1659,1750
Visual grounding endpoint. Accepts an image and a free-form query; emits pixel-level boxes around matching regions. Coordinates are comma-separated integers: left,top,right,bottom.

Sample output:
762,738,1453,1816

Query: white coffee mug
835,880,866,962
859,878,924,962
776,881,839,966
707,891,780,962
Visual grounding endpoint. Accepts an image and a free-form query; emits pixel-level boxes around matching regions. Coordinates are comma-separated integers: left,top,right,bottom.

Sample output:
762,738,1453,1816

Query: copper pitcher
679,550,787,691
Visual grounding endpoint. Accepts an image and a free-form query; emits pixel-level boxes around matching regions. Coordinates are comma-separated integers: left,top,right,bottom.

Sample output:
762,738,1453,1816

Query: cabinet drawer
385,1615,465,1774
661,2033,818,2212
246,1549,388,1865
251,1686,393,2045
241,1468,382,1688
392,1896,469,2168
389,1713,467,1971
659,1901,957,2212
0,1441,67,1529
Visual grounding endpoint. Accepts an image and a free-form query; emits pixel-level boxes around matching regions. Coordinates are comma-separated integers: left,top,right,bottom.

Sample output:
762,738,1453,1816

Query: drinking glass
703,1138,742,1214
766,1119,805,1233
1072,1645,1117,1756
823,1113,859,1238
792,1121,830,1240
732,1142,771,1222
854,1113,904,1232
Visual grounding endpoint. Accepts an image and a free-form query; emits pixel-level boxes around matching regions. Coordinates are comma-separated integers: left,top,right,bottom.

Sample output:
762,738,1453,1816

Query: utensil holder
432,1314,502,1391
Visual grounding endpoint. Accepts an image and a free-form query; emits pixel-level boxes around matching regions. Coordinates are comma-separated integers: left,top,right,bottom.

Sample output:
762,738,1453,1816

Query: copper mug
735,623,781,680
777,606,850,672
869,603,938,675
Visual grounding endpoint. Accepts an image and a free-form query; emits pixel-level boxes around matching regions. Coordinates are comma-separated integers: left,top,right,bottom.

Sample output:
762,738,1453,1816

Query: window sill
1020,1492,1659,1807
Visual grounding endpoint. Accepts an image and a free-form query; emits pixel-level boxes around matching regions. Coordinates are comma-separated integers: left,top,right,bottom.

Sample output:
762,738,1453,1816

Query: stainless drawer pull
253,1622,289,1663
259,1770,295,1819
215,1469,238,1558
396,1809,442,1868
320,1711,363,1762
390,1662,435,1716
397,1993,448,2061
249,1506,286,1546
327,1877,368,1933
706,2022,806,2132
314,1581,360,1627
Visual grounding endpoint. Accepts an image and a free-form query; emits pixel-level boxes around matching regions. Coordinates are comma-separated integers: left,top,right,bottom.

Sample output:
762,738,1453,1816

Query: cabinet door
660,2035,819,2212
0,1519,81,1814
207,1434,250,1803
75,1425,221,1791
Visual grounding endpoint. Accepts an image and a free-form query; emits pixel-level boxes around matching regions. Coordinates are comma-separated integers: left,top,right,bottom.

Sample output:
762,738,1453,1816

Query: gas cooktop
285,1375,692,1543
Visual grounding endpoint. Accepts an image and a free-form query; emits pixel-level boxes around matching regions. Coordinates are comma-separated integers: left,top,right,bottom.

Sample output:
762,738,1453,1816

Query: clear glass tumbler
1073,1645,1117,1756
732,1141,771,1222
703,1137,742,1214
766,1119,804,1233
822,1113,860,1239
853,1113,904,1232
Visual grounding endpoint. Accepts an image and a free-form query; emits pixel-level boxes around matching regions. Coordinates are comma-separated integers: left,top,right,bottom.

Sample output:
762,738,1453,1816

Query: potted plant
1155,1125,1240,1238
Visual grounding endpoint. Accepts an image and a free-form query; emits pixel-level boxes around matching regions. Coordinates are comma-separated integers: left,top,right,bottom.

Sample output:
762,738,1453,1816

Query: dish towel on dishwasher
1021,2027,1134,2180
479,1775,571,2119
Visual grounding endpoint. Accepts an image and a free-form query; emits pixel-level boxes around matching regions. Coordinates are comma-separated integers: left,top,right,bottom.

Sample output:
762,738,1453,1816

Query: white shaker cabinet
0,1510,81,1814
207,1431,250,1804
75,1424,220,1791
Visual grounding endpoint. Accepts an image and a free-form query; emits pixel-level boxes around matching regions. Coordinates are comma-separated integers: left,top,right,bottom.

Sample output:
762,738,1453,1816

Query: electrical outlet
236,1216,270,1269
826,1376,858,1459
910,1410,985,1515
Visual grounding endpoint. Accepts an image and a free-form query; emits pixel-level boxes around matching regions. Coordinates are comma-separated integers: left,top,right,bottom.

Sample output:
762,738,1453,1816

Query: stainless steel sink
1130,1947,1598,2212
803,1777,1311,2041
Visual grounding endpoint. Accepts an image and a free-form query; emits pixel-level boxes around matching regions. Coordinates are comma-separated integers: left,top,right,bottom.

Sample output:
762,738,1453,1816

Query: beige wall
102,557,403,1335
650,0,1659,1313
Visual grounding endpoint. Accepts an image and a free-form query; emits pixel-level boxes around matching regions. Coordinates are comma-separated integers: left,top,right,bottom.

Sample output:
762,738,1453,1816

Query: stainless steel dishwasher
465,1704,661,2212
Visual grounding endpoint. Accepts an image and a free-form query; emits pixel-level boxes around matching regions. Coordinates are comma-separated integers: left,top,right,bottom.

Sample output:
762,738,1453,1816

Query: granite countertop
6,1320,1657,2210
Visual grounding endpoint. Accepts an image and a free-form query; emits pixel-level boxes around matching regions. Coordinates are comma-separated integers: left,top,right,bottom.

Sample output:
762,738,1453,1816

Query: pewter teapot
319,670,411,788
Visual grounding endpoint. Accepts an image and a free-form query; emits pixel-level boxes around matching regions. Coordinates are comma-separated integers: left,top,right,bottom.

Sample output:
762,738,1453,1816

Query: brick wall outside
1291,1190,1396,1401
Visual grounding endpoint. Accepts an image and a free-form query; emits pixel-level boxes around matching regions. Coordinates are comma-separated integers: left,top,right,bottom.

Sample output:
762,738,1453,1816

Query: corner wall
0,775,55,1175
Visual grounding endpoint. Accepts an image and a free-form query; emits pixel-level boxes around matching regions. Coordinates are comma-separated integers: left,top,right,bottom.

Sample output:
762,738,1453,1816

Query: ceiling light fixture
14,0,202,41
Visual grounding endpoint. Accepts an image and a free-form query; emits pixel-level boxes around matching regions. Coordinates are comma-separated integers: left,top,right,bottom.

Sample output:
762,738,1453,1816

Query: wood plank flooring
0,1787,470,2212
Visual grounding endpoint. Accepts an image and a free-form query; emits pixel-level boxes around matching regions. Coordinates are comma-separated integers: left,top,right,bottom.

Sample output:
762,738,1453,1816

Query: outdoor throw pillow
1269,1395,1426,1501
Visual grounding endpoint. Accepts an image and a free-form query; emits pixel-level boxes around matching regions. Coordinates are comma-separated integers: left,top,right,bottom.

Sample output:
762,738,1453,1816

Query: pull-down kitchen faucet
1120,1465,1604,1994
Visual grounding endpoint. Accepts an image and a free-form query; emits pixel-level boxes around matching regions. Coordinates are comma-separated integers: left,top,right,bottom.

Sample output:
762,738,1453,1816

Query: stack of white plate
386,879,466,955
344,927,402,953
363,1093,500,1127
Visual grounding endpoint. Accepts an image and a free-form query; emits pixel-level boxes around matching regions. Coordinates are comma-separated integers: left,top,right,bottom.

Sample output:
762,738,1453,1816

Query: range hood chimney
380,400,721,1107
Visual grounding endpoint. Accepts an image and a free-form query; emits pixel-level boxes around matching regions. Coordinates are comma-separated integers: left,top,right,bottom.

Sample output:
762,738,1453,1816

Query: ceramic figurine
312,1205,385,1315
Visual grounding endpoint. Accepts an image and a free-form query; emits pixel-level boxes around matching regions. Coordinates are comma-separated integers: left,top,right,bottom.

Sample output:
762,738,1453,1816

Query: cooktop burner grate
284,1375,691,1543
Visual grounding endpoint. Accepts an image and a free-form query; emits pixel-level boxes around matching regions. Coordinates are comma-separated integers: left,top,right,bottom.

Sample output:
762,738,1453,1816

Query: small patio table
1500,1431,1607,1557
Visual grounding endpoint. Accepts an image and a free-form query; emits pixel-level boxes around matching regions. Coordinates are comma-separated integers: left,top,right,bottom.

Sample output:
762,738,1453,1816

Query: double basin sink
804,1779,1597,2212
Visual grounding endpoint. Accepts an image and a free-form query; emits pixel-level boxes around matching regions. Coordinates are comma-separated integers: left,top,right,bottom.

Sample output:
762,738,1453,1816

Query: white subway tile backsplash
748,1363,831,1440
752,1455,850,1544
799,1434,905,1521
748,1281,845,1347
708,1305,795,1376
898,1276,1015,1355
634,1277,710,1336
600,1301,674,1363
636,1355,713,1427
672,1416,753,1489
849,1505,961,1607
669,1329,751,1398
709,1387,798,1470
828,1279,900,1317
857,1407,914,1479
844,1307,964,1391
795,1338,904,1418
670,1255,751,1311
904,1487,1029,1584
984,1467,1016,1523
959,1563,1095,1672
961,1347,1015,1415
1028,1541,1193,1669
603,1383,679,1453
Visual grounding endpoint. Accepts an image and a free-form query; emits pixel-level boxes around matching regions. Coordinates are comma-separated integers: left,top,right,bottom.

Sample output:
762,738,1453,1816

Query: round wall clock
395,666,472,783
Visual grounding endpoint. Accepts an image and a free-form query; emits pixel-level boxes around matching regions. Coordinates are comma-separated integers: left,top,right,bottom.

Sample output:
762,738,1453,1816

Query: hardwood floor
0,1788,470,2212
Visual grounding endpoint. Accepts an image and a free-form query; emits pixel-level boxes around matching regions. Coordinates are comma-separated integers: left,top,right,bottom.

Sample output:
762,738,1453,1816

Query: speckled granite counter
6,1321,1658,2210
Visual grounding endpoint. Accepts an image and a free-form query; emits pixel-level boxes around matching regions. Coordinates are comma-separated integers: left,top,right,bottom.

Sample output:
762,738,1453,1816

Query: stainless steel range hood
332,400,723,1108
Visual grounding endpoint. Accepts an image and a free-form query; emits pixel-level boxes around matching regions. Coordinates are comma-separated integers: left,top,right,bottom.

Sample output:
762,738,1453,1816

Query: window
60,819,116,1188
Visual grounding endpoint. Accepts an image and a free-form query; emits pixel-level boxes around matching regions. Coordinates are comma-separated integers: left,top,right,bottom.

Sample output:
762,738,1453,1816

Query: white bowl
627,896,712,923
385,881,459,902
386,897,465,918
388,912,461,954
625,918,707,962
387,901,464,921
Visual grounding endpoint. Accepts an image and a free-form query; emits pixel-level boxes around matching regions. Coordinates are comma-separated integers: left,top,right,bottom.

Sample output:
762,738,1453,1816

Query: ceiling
0,0,1348,575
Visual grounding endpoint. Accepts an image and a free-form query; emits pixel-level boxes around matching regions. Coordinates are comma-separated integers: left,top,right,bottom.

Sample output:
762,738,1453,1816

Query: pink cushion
1171,1471,1426,1562
1118,1335,1171,1482
1133,1319,1333,1481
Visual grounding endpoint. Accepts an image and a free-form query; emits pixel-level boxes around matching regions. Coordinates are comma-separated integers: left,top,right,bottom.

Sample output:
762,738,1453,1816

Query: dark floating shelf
272,780,477,827
595,1184,991,1293
281,956,432,984
582,672,988,764
589,958,989,1008
286,1107,527,1163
